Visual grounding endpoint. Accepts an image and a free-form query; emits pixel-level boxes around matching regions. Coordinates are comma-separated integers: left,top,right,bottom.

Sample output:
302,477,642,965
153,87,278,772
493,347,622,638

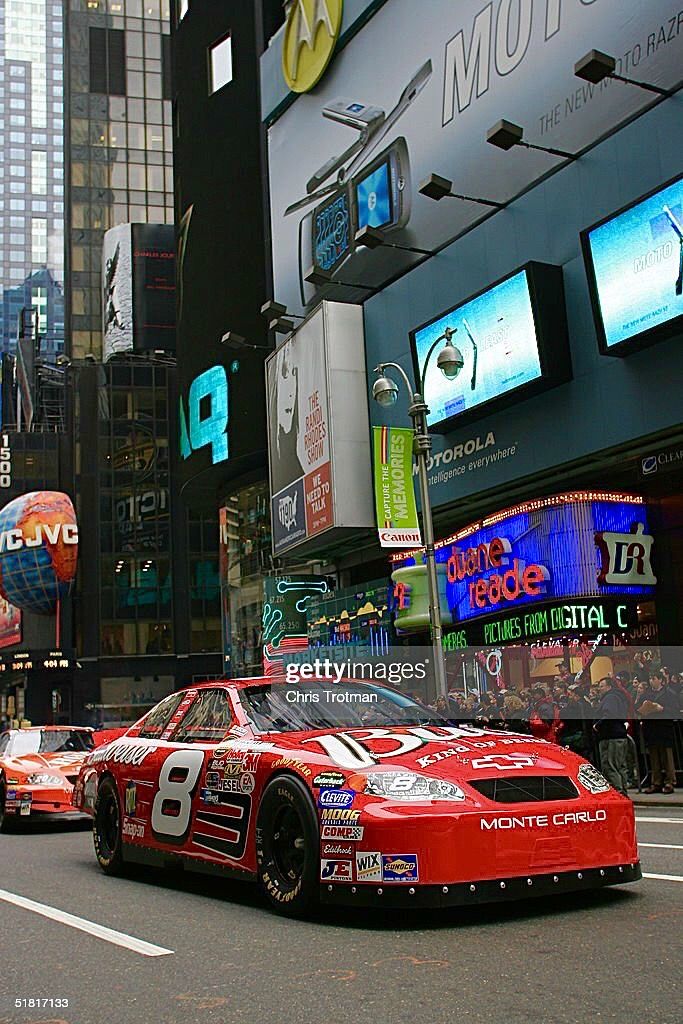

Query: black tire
256,774,319,916
93,776,124,875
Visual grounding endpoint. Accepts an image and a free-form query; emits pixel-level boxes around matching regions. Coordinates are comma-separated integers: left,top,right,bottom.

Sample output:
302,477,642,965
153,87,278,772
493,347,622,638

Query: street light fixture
574,50,673,97
418,173,505,210
372,327,464,701
486,119,577,159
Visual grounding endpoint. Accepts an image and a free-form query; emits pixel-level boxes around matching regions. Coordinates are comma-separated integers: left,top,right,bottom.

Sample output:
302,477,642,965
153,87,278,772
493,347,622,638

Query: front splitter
320,862,642,909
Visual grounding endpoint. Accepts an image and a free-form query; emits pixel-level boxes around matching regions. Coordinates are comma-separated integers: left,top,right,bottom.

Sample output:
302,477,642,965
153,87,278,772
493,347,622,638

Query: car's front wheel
256,774,319,916
93,777,124,875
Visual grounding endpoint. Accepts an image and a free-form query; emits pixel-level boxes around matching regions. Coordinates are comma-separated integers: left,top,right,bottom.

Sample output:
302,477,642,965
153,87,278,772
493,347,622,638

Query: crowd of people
416,665,683,798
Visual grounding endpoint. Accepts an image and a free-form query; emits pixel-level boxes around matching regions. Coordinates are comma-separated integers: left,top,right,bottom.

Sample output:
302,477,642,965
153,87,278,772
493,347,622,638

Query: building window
32,151,48,194
208,33,232,95
32,219,48,263
161,34,173,99
89,27,126,95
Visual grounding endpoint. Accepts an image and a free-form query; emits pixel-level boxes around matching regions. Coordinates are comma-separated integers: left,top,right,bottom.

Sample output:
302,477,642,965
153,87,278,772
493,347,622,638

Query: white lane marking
642,873,683,883
635,816,683,824
639,842,683,850
0,889,173,957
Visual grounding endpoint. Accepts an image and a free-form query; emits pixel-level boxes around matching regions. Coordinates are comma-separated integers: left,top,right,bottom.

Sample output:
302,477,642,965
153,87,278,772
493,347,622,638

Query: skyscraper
0,0,65,358
65,0,174,360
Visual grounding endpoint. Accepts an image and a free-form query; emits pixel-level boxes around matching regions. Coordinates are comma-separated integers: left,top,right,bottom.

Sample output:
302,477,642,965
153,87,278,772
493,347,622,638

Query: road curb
632,797,683,808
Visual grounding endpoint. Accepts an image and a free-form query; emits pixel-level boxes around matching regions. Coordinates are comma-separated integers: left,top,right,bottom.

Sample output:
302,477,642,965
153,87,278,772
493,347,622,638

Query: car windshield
9,730,94,756
239,681,450,733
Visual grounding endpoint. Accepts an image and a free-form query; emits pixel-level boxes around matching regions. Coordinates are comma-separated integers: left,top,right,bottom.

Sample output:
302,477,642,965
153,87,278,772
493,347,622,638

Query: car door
150,688,252,866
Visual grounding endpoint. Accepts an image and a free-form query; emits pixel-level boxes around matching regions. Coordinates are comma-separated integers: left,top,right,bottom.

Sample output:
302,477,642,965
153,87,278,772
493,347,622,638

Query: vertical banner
267,313,333,555
373,425,421,549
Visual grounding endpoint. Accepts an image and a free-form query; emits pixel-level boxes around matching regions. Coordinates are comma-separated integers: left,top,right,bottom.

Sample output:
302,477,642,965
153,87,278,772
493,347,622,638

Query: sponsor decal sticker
313,770,346,788
322,842,354,857
124,781,137,816
88,740,157,766
122,817,145,839
320,807,361,823
321,824,364,841
200,788,220,805
382,854,418,882
272,756,312,778
320,858,353,882
318,788,354,810
205,771,221,788
355,851,382,882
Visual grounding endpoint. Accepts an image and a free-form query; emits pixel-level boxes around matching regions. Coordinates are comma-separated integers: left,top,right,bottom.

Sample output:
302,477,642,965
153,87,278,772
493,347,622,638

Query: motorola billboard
266,0,683,314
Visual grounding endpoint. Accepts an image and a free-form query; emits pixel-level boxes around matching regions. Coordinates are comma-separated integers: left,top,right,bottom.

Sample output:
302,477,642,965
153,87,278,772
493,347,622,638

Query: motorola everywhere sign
266,0,683,315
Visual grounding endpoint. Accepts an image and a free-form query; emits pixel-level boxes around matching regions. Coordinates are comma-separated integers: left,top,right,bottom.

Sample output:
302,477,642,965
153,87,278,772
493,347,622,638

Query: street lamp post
372,328,464,702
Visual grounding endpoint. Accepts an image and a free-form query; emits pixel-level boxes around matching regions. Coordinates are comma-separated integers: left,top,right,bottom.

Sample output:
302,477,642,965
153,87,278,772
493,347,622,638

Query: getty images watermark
284,656,430,688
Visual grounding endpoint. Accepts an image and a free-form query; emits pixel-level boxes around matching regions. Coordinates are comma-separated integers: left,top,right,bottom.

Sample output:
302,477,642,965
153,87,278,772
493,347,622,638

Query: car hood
260,724,581,781
2,750,89,780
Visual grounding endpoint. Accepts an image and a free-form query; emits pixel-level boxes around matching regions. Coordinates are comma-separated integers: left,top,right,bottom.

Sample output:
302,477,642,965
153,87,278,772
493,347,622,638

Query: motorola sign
265,0,683,315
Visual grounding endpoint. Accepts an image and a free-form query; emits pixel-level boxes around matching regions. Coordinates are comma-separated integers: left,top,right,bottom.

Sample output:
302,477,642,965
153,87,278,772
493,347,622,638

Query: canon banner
266,0,683,315
373,426,421,549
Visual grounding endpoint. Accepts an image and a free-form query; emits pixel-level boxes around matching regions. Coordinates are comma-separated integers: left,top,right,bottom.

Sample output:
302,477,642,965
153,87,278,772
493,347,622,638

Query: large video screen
583,174,683,353
411,266,559,430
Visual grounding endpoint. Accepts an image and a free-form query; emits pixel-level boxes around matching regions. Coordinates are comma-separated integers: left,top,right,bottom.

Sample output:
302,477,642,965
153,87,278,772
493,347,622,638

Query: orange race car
0,726,96,829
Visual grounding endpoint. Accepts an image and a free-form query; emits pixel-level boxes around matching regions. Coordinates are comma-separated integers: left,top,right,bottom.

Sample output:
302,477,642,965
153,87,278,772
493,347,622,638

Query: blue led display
356,161,392,230
584,174,683,350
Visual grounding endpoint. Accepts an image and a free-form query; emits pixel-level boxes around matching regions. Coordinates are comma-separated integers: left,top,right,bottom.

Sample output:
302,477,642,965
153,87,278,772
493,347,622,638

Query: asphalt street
0,811,681,1024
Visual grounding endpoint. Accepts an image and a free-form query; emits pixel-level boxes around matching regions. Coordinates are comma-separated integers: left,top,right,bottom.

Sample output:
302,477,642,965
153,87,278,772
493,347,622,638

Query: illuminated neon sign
393,492,655,627
179,365,229,465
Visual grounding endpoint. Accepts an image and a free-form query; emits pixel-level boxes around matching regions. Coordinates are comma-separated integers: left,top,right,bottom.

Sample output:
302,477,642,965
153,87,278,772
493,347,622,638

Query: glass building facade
0,0,65,357
65,0,174,359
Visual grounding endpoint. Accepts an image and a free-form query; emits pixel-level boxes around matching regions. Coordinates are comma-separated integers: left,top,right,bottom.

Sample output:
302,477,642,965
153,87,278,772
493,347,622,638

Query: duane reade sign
267,0,683,314
266,302,374,556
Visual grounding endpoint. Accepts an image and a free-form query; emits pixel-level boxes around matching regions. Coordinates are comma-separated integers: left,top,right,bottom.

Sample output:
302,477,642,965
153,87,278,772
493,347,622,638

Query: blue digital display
356,161,392,230
584,175,683,350
412,269,542,429
179,365,229,466
314,191,351,272
397,495,655,624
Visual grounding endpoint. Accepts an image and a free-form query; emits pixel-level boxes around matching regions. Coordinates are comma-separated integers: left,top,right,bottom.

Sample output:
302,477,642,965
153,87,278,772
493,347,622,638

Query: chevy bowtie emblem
282,0,343,93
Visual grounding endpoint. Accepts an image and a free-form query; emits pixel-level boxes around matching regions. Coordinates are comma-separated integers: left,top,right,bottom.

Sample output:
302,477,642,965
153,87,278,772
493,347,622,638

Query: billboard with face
266,302,374,557
266,0,683,315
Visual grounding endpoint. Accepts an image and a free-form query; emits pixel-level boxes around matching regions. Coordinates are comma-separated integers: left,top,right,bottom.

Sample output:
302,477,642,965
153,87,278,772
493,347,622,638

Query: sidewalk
630,790,683,808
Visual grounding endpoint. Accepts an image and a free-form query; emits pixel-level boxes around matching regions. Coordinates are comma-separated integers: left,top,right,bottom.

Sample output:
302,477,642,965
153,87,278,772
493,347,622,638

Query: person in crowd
502,693,529,734
560,684,593,759
528,686,562,743
636,670,679,794
593,676,630,796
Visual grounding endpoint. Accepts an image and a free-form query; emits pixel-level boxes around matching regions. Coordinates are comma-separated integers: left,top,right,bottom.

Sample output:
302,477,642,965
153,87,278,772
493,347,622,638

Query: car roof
7,725,93,733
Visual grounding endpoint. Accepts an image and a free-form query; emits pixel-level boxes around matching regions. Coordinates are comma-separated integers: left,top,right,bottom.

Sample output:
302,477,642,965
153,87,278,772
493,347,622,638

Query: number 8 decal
151,749,204,842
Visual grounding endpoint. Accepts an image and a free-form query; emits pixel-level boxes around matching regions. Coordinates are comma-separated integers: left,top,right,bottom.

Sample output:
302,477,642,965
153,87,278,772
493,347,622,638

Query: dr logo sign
179,366,229,466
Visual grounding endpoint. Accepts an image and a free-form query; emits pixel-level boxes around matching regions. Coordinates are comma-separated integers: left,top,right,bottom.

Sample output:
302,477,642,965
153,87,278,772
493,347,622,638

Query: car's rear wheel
256,774,319,916
93,777,124,875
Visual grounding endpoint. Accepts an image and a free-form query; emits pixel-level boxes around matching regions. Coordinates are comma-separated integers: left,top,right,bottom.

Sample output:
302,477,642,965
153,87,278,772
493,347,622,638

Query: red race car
74,679,640,915
0,726,95,829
